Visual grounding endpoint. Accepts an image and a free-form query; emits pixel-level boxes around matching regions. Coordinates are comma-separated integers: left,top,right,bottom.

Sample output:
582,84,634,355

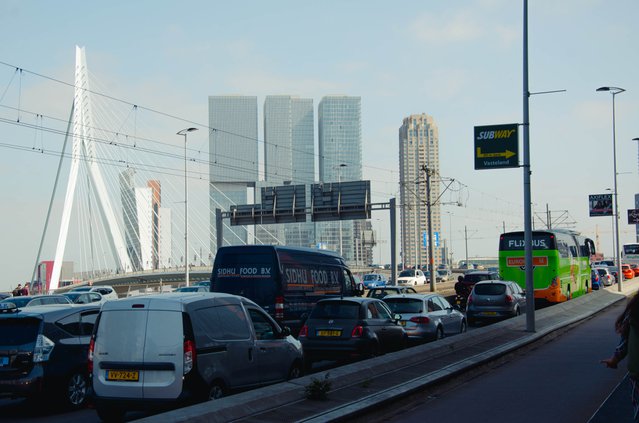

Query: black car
299,297,406,368
0,302,101,408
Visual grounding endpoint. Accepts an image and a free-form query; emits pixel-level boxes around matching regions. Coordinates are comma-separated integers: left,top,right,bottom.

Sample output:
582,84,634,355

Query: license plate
106,370,139,382
400,321,406,326
317,330,342,337
480,311,498,316
0,357,8,367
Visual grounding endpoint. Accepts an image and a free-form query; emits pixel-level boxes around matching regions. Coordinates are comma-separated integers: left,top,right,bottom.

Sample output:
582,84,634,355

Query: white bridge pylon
50,46,131,290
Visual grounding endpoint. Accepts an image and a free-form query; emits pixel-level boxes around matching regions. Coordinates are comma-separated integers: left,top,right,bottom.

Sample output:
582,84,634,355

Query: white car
70,285,119,301
396,269,428,286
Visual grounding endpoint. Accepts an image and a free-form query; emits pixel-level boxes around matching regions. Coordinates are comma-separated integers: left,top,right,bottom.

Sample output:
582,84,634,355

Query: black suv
0,302,101,408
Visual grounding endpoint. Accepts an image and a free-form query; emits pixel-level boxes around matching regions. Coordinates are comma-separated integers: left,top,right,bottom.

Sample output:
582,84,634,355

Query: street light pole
177,127,198,287
336,163,347,256
597,86,625,292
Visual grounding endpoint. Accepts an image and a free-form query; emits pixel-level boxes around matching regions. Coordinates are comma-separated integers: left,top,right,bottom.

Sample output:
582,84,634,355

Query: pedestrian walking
601,292,639,421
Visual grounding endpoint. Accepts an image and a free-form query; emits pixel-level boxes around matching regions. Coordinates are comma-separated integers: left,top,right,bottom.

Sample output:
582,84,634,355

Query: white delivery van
90,292,303,421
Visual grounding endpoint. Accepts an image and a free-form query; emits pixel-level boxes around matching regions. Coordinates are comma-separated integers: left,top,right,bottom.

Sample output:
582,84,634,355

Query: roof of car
383,293,441,300
0,303,100,320
316,296,377,304
101,292,258,311
473,279,511,285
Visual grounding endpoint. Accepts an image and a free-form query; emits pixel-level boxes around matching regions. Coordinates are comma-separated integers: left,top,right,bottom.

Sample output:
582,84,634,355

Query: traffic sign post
474,123,519,170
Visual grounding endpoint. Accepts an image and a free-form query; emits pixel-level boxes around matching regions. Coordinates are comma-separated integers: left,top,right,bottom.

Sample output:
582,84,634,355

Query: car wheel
515,307,521,317
208,381,225,400
96,406,126,422
460,319,467,333
65,371,88,408
287,361,303,380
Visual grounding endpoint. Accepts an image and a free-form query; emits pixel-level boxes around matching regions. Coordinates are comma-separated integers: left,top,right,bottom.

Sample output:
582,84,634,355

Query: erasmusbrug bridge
1,46,301,295
1,46,382,296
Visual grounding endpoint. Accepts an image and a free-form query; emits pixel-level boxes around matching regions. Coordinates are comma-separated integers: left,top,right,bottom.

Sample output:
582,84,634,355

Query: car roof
473,279,511,285
383,293,440,300
0,303,100,319
101,292,258,311
317,297,375,304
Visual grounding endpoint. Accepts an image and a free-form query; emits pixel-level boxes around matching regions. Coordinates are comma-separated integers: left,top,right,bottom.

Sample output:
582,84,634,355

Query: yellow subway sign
474,124,519,169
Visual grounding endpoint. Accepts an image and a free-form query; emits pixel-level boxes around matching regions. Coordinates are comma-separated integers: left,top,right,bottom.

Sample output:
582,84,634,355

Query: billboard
629,209,639,224
589,194,613,217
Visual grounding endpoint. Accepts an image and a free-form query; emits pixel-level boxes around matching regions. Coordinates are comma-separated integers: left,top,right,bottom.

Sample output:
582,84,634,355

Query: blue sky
1,0,638,291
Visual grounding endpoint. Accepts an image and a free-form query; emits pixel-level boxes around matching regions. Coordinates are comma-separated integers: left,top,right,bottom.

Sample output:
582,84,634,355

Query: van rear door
142,307,183,399
93,306,148,399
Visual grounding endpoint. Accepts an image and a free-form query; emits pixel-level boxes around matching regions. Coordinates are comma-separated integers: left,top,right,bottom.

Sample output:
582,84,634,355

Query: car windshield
310,301,360,320
363,275,378,281
399,270,415,277
474,284,507,295
384,298,423,314
596,268,608,276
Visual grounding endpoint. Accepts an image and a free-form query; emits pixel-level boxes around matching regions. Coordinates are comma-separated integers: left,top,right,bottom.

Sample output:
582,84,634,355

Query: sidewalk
140,280,639,423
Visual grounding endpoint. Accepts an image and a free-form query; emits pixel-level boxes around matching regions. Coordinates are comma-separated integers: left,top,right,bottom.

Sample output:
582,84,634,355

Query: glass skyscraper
208,96,258,252
258,95,315,247
317,96,363,263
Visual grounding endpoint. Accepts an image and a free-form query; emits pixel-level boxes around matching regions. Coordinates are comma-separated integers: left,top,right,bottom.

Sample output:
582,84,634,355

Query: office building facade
399,113,442,269
209,96,259,252
317,96,365,264
258,95,315,247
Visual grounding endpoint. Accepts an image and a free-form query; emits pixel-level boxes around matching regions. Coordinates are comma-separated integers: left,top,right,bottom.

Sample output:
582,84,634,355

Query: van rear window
0,318,40,345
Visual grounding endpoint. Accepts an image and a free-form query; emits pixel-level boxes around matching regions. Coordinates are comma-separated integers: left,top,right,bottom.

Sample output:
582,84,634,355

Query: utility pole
421,164,436,292
465,225,469,268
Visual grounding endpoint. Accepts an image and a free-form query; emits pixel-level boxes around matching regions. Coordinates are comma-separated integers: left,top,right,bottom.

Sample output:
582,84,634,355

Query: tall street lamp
336,163,347,256
177,127,198,286
597,86,625,292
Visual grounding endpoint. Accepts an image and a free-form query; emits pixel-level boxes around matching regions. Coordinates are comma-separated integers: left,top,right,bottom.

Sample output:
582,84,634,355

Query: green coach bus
498,230,596,304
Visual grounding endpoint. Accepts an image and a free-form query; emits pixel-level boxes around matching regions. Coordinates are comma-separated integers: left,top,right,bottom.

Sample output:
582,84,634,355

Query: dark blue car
591,269,601,290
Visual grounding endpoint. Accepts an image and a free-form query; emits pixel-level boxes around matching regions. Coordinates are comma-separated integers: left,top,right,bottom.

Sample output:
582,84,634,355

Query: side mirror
280,326,292,337
356,283,365,296
393,313,402,322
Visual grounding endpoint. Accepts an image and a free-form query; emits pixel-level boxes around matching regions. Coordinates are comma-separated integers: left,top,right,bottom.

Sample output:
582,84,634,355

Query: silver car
594,267,615,286
466,280,526,326
383,293,466,342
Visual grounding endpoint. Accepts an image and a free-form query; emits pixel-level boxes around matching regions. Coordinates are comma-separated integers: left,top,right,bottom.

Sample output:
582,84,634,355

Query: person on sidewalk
601,292,639,422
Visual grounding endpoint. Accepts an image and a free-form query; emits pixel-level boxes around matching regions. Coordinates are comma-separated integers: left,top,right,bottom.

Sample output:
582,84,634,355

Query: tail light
351,326,364,338
183,339,196,375
505,295,514,304
409,316,430,324
275,296,284,320
33,334,55,363
88,337,95,374
298,325,308,337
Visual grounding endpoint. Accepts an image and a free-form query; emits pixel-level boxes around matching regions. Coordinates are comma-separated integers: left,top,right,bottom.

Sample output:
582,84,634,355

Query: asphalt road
365,301,630,423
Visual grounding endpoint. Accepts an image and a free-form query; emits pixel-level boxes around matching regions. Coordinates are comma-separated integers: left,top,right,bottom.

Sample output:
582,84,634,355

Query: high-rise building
119,169,140,271
119,171,171,271
258,95,315,247
317,96,365,264
209,96,259,252
158,207,172,269
399,113,442,269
